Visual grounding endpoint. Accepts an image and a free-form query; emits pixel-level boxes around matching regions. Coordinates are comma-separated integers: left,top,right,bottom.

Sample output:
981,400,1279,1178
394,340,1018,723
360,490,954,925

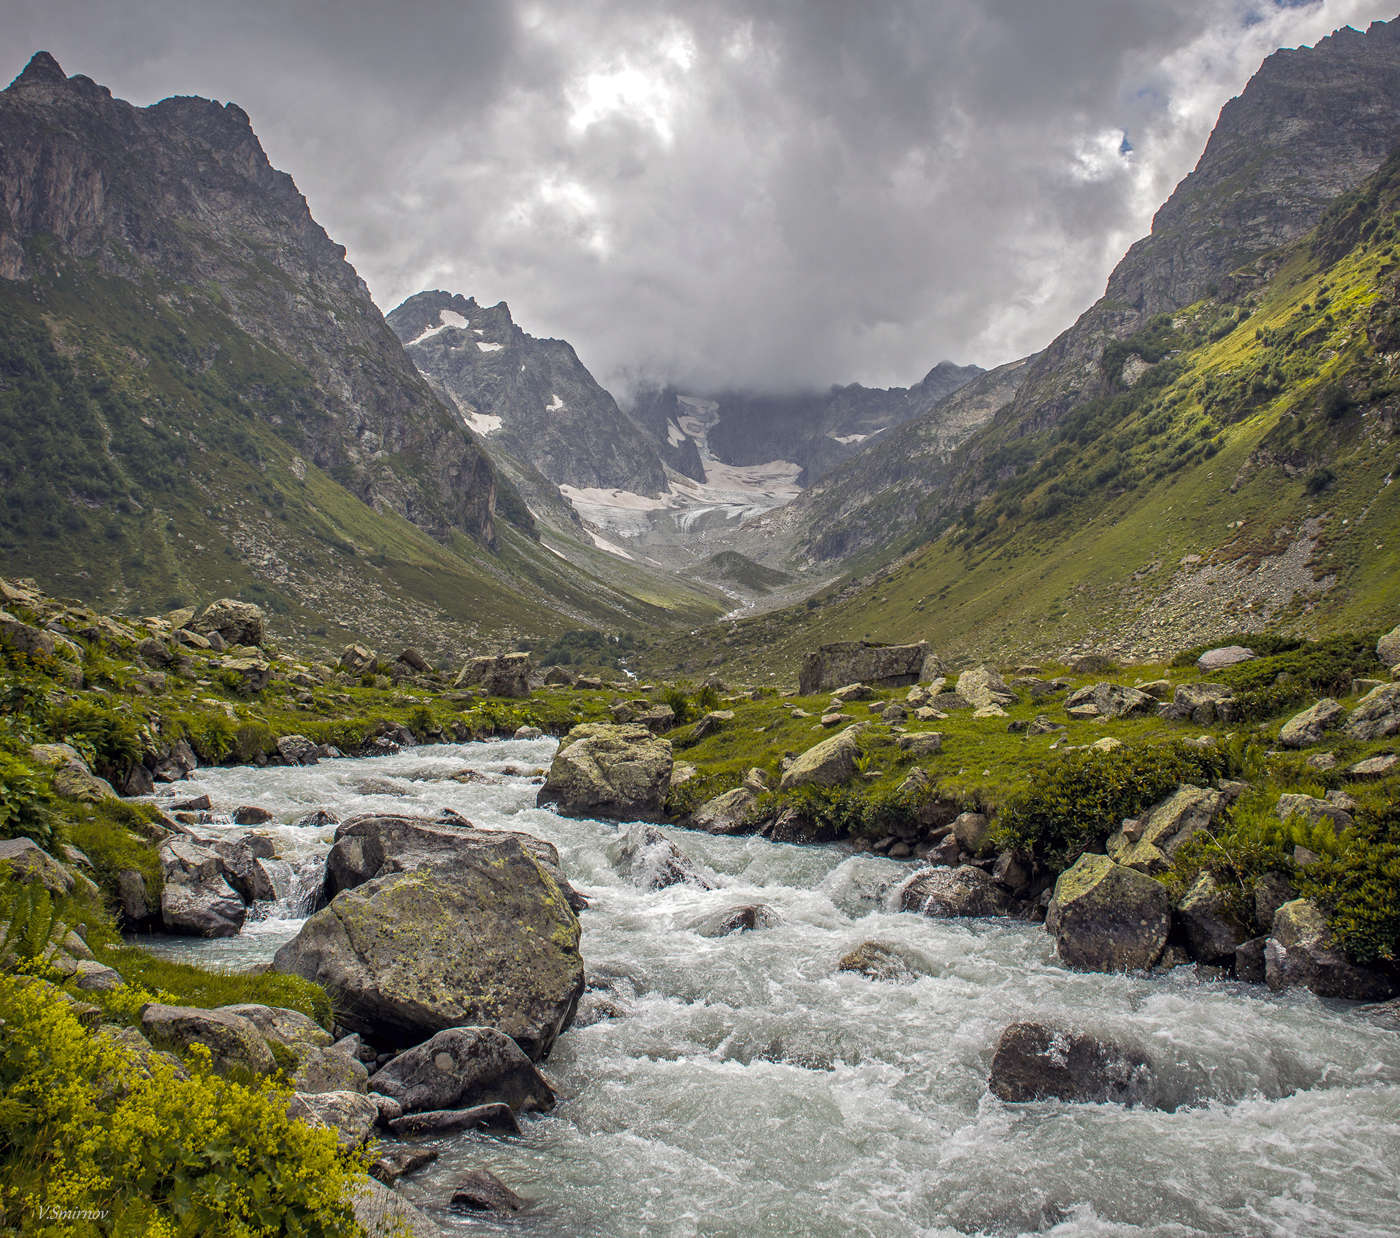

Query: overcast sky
5,1,1397,393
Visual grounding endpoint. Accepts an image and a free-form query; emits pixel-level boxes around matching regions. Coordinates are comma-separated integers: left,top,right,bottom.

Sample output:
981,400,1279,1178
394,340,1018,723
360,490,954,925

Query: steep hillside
0,53,722,651
645,145,1400,679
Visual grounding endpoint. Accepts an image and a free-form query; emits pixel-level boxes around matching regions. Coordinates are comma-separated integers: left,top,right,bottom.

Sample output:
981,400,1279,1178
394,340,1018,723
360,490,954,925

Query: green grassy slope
645,154,1400,681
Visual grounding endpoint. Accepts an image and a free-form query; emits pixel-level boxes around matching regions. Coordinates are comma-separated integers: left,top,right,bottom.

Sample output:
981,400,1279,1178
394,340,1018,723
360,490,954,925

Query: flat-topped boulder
538,724,672,821
797,641,929,695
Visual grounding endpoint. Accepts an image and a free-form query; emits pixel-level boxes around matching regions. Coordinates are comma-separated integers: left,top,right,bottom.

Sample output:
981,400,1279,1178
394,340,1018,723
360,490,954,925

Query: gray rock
370,1146,439,1186
1176,873,1250,965
1045,854,1171,972
213,836,279,904
274,860,582,1058
689,787,758,835
838,941,918,982
898,865,1011,918
340,644,377,674
0,609,56,658
1265,899,1397,1001
1158,682,1236,724
450,1169,526,1214
896,731,944,756
988,1022,1156,1106
955,665,1018,709
369,1026,554,1115
220,1003,368,1094
537,723,673,821
1276,793,1353,834
634,704,677,734
611,824,714,891
952,812,992,856
1235,936,1269,984
387,1102,521,1136
288,1090,379,1149
0,838,75,897
139,1002,276,1076
797,641,929,695
193,598,265,647
1343,682,1400,741
158,838,246,938
275,734,319,765
1278,699,1346,748
1107,785,1223,874
779,724,864,791
689,904,779,937
454,652,533,698
1253,871,1295,932
1063,682,1154,719
1350,753,1399,779
1196,645,1255,672
352,1178,440,1238
1377,622,1400,668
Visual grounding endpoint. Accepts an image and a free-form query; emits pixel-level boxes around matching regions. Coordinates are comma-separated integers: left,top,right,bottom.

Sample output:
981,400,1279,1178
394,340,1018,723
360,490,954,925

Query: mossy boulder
139,1002,277,1076
1045,854,1171,972
273,845,583,1058
537,723,672,821
1264,899,1397,1001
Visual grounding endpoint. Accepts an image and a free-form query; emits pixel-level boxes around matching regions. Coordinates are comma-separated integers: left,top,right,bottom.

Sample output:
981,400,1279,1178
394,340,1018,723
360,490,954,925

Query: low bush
0,751,60,851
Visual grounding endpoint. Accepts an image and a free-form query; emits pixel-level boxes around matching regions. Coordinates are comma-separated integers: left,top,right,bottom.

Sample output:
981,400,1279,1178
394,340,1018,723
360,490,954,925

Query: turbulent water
141,741,1400,1238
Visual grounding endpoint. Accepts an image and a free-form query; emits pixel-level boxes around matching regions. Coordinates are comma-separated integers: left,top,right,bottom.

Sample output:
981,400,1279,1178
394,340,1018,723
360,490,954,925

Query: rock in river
988,1021,1157,1107
1045,854,1170,972
537,723,673,821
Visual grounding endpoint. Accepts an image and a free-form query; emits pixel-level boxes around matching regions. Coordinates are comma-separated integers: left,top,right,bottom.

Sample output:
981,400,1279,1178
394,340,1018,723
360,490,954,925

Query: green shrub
232,721,276,764
180,712,236,764
1298,843,1400,964
995,741,1235,871
662,686,692,726
0,752,60,851
64,799,164,909
48,699,144,778
0,976,364,1235
1210,633,1382,719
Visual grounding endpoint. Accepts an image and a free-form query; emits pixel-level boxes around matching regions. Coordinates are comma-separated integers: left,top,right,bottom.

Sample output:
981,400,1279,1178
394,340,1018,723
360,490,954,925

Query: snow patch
466,412,503,435
546,393,566,412
830,432,870,445
587,530,635,560
407,308,469,346
477,341,504,353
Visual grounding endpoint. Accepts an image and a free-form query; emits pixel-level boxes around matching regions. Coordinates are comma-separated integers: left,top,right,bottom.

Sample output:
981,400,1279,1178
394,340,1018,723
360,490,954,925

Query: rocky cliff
0,51,508,548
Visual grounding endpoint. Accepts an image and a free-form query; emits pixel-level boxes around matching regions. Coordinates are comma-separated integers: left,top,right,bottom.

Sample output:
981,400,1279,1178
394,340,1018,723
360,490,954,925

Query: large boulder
537,724,672,821
218,654,271,695
797,641,928,695
1376,622,1400,668
193,598,265,648
988,1022,1157,1106
139,1002,275,1076
1278,699,1346,748
688,787,758,835
274,859,583,1058
324,813,585,911
1106,785,1223,874
454,652,533,698
1175,873,1250,965
368,1026,555,1116
1157,683,1236,724
287,1091,379,1150
779,724,864,792
1264,899,1397,1001
1063,682,1154,720
1343,683,1400,741
1275,793,1353,834
610,824,715,891
212,836,279,904
898,866,1011,918
0,609,56,658
1196,645,1254,672
955,666,1018,710
159,838,246,938
1045,854,1171,972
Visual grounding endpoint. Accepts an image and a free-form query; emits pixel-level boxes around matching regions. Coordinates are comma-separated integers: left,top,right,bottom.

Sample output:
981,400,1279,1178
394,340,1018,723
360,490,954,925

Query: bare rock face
797,642,929,695
988,1022,1157,1107
192,599,265,648
1045,854,1171,972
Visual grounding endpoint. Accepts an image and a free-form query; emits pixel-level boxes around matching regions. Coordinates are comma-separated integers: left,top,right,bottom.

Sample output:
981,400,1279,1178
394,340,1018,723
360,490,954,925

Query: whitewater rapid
142,741,1400,1238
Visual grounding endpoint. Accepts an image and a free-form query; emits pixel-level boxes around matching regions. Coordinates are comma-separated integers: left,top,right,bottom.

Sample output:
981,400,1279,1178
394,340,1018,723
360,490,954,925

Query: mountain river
138,740,1400,1238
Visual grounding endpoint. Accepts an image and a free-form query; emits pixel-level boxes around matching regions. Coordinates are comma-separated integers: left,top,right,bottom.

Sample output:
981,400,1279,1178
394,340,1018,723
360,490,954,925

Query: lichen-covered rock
454,652,533,698
988,1022,1157,1106
276,733,319,765
352,1179,440,1238
1106,785,1222,874
1045,854,1171,972
1275,792,1353,834
1175,873,1250,965
1264,899,1397,1001
1157,683,1236,724
898,865,1010,918
797,641,928,695
220,1003,368,1094
368,1025,555,1116
1063,682,1154,719
1376,622,1400,668
218,654,271,695
193,598,265,647
955,665,1018,710
274,858,582,1058
610,823,714,891
0,838,76,897
688,787,758,835
779,724,864,791
287,1090,379,1149
1278,699,1346,748
1342,682,1400,741
1196,645,1254,672
139,1002,276,1076
537,723,672,821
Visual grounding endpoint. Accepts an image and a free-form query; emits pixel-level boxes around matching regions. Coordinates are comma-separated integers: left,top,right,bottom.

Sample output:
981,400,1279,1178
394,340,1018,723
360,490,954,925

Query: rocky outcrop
1063,682,1154,720
0,837,77,897
1157,683,1236,724
1106,785,1223,874
192,599,265,648
797,642,929,695
779,725,864,791
454,653,533,699
1045,854,1171,972
898,866,1011,919
368,1026,555,1116
538,724,672,821
274,852,583,1057
1378,622,1400,667
1279,699,1346,748
988,1022,1156,1106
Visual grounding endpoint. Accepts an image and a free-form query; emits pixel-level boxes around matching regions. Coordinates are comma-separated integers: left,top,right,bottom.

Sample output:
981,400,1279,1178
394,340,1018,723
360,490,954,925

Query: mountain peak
10,51,66,90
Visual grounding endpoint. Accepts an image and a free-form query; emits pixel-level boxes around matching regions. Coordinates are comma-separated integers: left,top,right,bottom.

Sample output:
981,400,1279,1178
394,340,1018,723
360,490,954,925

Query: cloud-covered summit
4,1,1394,393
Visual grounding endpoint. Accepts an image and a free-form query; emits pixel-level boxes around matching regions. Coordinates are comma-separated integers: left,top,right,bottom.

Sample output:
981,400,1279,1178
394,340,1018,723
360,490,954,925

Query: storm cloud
4,1,1396,392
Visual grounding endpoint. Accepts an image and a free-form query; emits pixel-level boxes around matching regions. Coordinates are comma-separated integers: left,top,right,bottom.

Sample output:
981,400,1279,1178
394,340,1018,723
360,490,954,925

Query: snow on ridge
477,341,504,353
830,431,869,445
407,308,470,347
466,411,503,435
